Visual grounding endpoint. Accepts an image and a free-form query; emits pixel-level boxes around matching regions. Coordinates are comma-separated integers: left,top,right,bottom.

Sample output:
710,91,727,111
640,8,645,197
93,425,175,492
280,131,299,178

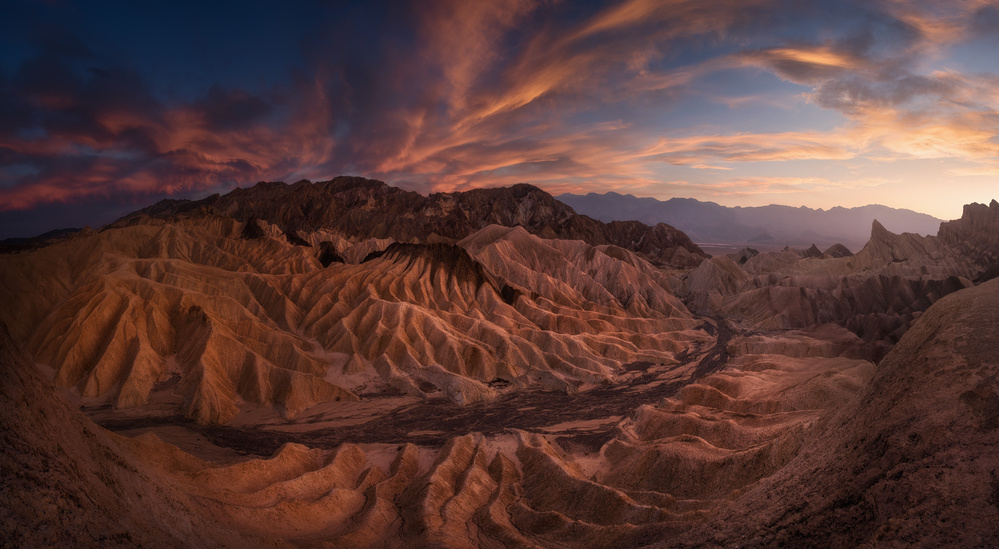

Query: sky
2,0,999,238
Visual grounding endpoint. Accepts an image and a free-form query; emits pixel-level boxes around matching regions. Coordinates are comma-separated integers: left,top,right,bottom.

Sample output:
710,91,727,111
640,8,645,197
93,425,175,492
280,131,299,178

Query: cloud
359,0,793,190
950,164,999,177
3,0,999,234
740,45,868,84
881,0,999,47
0,33,346,211
0,0,805,214
722,2,999,172
631,174,894,201
641,131,858,165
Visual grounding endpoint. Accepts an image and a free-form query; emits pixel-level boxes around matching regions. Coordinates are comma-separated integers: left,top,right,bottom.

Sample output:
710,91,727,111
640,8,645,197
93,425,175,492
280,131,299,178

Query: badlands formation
2,178,999,547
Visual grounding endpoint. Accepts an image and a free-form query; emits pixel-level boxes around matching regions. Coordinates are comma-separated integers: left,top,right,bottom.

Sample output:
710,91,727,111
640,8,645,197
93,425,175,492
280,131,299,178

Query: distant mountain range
558,192,943,253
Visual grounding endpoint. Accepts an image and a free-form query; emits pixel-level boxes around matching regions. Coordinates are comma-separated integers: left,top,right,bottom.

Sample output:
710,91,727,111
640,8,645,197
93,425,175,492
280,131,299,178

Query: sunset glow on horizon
2,0,999,237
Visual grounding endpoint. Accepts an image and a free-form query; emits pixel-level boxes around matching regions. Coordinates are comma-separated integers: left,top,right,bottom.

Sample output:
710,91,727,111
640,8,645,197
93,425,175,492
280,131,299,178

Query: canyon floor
86,318,732,460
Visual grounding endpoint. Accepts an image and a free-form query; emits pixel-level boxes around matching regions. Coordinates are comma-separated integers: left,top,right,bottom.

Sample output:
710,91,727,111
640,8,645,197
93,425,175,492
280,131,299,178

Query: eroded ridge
4,189,999,547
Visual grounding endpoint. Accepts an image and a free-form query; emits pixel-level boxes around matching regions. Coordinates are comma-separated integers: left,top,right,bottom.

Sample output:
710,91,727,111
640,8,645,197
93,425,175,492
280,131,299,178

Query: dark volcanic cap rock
364,242,495,288
111,177,707,268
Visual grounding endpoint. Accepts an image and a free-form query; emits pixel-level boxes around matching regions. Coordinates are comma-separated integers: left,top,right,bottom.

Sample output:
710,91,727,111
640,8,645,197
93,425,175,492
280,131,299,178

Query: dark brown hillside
112,176,707,268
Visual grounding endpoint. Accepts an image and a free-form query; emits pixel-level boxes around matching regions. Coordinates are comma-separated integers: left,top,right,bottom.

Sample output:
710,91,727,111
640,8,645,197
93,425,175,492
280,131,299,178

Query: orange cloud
737,44,873,86
367,0,781,193
640,131,859,165
364,0,999,209
881,0,999,48
759,47,857,69
418,0,540,114
5,0,999,228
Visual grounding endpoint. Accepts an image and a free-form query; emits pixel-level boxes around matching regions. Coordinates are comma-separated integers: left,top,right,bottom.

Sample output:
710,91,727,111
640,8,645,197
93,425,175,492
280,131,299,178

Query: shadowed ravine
94,320,734,456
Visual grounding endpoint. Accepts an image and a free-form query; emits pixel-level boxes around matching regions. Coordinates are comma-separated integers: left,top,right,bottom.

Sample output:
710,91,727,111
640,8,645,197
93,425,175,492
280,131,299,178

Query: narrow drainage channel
96,318,734,456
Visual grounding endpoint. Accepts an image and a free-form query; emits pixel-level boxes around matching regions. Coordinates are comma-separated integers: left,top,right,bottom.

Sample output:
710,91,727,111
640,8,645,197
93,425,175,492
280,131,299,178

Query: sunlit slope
0,305,886,547
5,205,999,546
0,218,707,424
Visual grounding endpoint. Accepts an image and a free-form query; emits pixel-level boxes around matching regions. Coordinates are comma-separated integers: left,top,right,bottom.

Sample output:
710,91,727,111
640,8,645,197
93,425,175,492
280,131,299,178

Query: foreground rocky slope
0,324,267,547
0,317,875,547
4,187,999,547
673,277,999,547
4,276,997,547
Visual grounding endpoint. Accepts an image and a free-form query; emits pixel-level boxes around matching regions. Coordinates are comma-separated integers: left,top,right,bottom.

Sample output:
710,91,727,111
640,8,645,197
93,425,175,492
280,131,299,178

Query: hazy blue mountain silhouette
558,192,942,251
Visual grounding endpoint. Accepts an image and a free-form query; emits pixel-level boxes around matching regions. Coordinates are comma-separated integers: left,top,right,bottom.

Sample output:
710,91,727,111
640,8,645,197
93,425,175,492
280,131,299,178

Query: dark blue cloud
1,0,996,237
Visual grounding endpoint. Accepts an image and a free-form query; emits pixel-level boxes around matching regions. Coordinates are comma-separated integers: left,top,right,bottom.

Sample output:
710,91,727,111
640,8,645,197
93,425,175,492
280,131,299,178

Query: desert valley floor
3,178,999,547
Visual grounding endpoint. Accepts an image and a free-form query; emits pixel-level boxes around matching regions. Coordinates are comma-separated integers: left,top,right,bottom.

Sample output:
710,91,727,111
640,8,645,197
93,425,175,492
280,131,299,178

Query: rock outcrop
0,218,706,424
938,199,999,270
0,318,879,547
5,185,999,547
822,242,853,258
672,277,999,547
680,214,987,359
11,276,995,547
112,177,708,269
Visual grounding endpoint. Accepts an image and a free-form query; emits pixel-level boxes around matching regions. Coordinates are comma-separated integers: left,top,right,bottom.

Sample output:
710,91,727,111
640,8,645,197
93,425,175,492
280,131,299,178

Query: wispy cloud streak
1,0,997,228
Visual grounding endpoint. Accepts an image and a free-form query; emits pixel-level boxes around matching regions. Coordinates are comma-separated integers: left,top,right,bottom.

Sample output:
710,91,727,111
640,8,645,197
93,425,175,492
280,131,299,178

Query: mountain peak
111,177,706,268
870,219,889,240
559,192,942,251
